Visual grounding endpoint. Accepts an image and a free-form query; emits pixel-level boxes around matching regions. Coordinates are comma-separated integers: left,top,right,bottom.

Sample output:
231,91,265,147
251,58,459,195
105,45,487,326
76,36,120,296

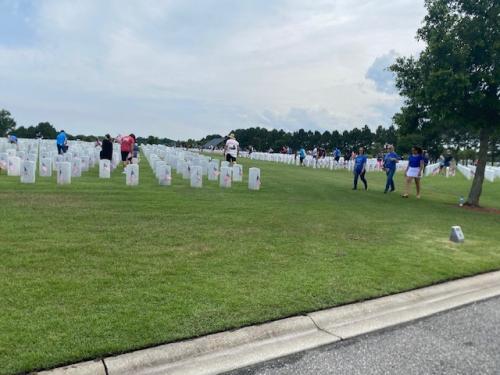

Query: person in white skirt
402,146,425,199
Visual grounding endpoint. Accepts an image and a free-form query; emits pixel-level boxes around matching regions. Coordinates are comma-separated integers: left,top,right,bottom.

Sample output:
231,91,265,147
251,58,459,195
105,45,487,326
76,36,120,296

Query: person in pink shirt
120,133,136,167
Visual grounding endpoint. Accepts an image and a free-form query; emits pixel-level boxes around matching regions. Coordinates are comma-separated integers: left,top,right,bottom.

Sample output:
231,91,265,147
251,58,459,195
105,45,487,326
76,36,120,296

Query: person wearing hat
224,133,239,165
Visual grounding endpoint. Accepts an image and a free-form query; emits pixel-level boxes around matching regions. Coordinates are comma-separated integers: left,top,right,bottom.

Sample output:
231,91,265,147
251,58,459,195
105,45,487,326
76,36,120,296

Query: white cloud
0,0,426,138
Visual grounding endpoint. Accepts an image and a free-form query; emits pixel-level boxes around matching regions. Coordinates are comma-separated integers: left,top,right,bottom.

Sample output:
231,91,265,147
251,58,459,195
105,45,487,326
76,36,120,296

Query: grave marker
248,168,261,190
39,158,52,177
20,160,36,183
57,162,72,185
232,164,243,182
158,164,172,186
7,156,21,176
450,226,464,243
182,163,191,180
208,161,219,181
99,159,111,178
126,164,139,186
71,159,82,177
190,166,203,188
220,166,232,188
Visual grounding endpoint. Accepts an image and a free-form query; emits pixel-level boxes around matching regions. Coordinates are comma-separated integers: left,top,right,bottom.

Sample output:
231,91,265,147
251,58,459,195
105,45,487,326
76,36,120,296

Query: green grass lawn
1,157,499,374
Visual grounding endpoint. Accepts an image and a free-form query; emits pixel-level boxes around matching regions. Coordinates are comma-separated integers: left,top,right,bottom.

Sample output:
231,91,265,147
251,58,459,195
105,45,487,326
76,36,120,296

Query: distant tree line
0,109,175,145
203,125,499,162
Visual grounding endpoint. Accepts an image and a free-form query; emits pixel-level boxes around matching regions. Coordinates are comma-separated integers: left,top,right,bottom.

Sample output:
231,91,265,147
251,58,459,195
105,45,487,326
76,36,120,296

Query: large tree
0,109,16,136
391,0,499,206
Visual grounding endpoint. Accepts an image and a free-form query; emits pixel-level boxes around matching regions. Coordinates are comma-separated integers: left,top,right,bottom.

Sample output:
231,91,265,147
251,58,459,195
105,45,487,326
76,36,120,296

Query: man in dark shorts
120,133,136,167
224,133,239,165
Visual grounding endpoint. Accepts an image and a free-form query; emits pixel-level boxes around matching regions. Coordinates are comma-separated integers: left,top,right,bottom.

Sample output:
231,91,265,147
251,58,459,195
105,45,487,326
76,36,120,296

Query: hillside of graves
1,141,500,374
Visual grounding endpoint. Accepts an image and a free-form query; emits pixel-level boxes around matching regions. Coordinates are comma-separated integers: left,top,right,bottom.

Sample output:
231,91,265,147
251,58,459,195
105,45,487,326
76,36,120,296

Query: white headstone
0,153,8,171
71,159,82,177
157,164,172,186
28,153,37,163
126,164,139,186
176,160,186,175
190,165,203,188
248,167,261,190
219,166,232,188
201,159,209,175
39,158,52,177
232,164,243,182
221,161,230,168
57,162,72,185
112,152,120,169
53,155,64,171
450,226,464,243
208,161,219,181
81,156,90,172
20,160,36,183
99,159,111,178
7,156,21,176
154,160,166,178
182,163,191,180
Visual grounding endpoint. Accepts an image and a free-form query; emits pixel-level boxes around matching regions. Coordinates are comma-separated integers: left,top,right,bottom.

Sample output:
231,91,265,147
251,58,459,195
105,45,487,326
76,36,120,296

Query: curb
37,271,500,375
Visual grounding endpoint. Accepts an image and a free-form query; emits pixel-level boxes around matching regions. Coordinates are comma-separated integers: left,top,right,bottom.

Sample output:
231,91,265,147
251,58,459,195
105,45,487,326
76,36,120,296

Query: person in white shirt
224,133,239,165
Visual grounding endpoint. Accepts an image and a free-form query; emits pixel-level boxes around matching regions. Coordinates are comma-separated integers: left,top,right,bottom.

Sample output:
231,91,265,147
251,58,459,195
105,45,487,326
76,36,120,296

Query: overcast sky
0,0,426,139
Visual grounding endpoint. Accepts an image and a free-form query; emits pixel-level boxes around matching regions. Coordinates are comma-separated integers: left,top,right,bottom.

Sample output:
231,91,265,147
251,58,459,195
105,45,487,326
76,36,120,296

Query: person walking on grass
353,147,368,190
224,133,239,165
402,146,425,199
299,147,306,166
383,145,400,193
333,147,341,163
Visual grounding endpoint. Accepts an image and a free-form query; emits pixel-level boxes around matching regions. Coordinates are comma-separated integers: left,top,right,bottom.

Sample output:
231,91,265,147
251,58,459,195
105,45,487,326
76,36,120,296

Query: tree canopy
0,110,16,137
391,0,499,206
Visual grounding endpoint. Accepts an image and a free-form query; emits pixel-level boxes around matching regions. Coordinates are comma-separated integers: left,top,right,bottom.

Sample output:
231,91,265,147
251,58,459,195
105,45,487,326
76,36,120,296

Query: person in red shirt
120,133,136,167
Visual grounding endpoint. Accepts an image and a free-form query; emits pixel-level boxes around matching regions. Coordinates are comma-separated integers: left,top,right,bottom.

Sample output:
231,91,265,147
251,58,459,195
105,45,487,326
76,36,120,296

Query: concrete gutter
37,271,500,375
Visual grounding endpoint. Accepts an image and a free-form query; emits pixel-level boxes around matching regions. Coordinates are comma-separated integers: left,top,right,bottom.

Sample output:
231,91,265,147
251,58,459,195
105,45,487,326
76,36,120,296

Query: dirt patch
449,204,500,215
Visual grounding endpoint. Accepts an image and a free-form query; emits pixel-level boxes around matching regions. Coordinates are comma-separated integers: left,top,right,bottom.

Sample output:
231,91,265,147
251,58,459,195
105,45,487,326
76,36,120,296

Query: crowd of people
226,134,435,199
5,130,457,200
52,130,139,169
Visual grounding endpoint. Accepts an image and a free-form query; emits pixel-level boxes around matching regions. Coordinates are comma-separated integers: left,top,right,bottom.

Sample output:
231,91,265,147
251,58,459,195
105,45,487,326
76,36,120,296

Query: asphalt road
227,296,500,375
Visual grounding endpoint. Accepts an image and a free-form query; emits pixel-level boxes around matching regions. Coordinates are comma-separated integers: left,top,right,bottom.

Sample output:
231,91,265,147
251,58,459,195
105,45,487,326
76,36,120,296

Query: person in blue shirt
403,146,425,199
383,145,400,193
333,147,341,162
8,134,17,144
422,149,430,173
298,147,306,166
56,130,67,155
352,147,368,190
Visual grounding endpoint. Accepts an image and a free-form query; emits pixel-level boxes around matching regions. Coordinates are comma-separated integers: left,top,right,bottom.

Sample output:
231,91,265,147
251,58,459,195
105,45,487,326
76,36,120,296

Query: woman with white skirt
402,146,425,199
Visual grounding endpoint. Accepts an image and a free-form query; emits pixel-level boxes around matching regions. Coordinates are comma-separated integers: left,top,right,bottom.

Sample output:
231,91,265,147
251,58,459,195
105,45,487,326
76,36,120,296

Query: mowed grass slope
1,157,499,374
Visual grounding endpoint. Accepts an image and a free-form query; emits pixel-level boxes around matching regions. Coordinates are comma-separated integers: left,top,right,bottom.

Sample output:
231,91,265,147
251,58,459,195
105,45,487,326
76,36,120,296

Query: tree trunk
466,127,491,207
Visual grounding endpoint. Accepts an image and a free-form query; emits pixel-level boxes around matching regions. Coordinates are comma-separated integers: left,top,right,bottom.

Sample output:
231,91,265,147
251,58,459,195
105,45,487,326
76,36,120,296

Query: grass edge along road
1,157,499,375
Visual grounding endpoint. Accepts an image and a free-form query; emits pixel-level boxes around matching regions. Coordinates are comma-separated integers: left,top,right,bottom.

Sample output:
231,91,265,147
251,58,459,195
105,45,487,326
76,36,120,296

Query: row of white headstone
212,150,411,172
142,145,261,190
1,140,104,184
457,164,499,182
0,138,130,185
209,148,499,182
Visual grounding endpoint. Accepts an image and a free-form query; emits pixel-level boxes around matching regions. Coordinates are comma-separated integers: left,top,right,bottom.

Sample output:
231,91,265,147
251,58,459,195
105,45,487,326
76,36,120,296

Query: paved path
228,296,500,375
